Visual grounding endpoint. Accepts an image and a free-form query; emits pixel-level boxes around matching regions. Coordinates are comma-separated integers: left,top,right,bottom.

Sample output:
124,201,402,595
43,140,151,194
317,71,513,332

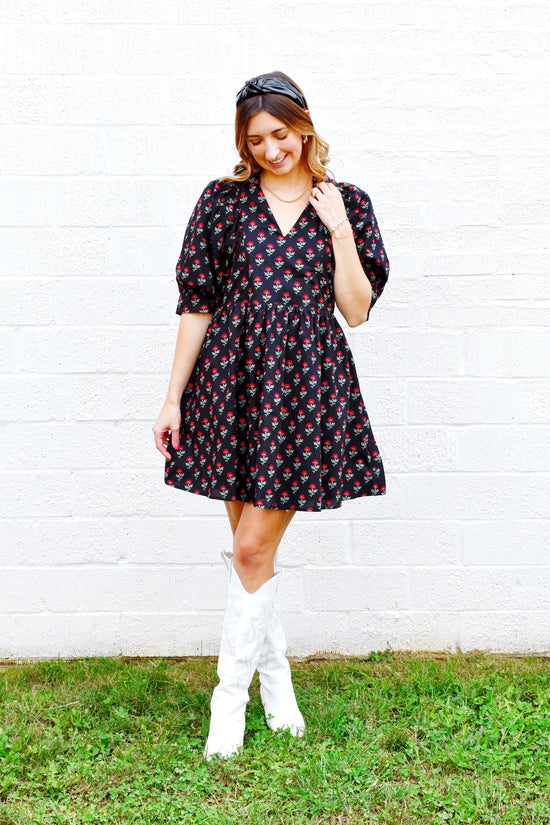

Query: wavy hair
220,72,331,183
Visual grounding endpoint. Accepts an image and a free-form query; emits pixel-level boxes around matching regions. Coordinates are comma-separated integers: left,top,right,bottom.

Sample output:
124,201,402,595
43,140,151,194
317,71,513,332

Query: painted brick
0,329,15,373
68,374,168,421
2,228,105,277
119,612,223,657
7,517,127,565
379,425,457,473
425,303,549,329
0,614,122,660
0,611,224,659
107,125,234,177
1,1,549,657
34,178,182,228
0,125,105,176
408,380,519,425
277,569,305,613
347,612,461,655
464,328,550,378
355,379,408,426
191,566,229,612
0,279,56,325
3,421,117,469
512,473,550,519
107,228,176,277
292,611,350,657
462,520,549,566
279,519,353,567
460,612,550,654
402,473,516,522
16,328,136,374
456,424,550,473
516,381,550,424
68,470,170,518
0,376,70,421
353,330,462,378
0,564,199,614
133,327,181,373
74,566,195,613
0,24,110,75
351,520,460,567
0,471,72,519
307,567,409,612
53,279,168,326
410,566,550,612
0,227,170,278
117,517,231,565
0,567,81,613
0,77,48,124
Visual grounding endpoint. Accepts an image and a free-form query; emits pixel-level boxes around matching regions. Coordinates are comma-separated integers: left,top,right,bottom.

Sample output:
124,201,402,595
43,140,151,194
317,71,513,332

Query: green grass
1,652,549,824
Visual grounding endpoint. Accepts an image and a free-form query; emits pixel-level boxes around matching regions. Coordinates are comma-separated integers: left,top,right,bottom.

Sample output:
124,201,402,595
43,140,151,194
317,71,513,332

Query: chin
267,161,299,176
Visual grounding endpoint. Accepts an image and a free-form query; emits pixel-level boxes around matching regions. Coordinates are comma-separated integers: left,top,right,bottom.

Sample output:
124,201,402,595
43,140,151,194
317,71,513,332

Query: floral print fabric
164,176,389,511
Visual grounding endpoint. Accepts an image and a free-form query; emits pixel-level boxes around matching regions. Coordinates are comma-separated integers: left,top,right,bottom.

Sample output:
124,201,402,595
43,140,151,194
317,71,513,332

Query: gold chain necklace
260,174,312,203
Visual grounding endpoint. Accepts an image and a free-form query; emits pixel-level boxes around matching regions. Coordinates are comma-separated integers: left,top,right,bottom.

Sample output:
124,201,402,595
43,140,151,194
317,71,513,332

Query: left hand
309,181,347,232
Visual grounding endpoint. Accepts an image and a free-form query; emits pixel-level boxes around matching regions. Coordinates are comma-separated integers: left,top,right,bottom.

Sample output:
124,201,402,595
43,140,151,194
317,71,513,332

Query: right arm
152,312,212,458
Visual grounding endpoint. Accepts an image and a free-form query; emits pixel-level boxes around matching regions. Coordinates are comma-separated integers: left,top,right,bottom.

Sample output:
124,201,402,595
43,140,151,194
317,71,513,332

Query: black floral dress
164,175,389,511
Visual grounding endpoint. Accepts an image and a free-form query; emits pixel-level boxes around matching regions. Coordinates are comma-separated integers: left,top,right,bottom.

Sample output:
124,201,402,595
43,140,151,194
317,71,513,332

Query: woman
153,71,389,760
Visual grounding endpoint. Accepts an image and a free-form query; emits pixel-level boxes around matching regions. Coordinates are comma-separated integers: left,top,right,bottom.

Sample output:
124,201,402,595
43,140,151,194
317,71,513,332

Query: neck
261,165,311,192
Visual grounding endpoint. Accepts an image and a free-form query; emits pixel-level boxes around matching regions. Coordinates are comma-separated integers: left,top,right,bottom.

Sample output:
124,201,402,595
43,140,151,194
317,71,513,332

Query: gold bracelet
330,217,350,234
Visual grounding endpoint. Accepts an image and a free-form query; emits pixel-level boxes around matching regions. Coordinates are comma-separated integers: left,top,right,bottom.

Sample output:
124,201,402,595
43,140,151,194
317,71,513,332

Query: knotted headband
236,75,308,110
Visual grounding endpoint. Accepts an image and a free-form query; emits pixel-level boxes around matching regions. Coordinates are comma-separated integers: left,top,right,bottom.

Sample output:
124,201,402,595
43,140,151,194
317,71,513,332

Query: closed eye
248,129,289,146
249,136,288,146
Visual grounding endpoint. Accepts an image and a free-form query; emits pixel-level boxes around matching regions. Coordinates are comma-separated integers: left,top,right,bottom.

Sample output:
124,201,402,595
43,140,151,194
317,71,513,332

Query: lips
269,154,287,167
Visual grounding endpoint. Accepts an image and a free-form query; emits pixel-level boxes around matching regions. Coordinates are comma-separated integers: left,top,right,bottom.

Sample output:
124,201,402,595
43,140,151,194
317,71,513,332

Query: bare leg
224,502,294,593
224,501,245,535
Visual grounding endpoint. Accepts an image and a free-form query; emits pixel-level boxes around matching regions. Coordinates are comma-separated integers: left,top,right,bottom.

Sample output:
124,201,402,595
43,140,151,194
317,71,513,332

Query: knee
233,532,271,570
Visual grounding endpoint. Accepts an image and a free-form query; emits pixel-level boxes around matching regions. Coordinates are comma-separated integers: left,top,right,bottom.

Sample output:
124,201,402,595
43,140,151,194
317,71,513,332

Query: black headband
236,76,308,110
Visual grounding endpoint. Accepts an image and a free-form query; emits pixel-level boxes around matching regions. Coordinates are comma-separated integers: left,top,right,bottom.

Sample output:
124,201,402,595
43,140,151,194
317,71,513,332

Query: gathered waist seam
214,297,334,318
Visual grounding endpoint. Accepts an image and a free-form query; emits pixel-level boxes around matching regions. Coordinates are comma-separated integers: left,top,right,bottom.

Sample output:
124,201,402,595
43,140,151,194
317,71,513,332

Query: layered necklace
260,174,312,203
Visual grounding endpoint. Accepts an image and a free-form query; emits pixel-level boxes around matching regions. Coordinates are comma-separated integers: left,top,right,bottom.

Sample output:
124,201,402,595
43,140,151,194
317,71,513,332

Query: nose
264,139,283,161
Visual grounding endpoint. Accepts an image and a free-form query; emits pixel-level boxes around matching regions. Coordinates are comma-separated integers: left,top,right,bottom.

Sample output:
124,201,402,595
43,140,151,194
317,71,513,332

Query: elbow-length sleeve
341,183,390,321
174,179,227,315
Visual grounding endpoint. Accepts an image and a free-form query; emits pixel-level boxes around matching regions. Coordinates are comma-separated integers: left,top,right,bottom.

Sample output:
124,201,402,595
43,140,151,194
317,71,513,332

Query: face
246,110,305,178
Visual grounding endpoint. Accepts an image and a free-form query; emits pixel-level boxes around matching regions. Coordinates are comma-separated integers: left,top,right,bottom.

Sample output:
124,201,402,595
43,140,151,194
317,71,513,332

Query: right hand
152,401,182,460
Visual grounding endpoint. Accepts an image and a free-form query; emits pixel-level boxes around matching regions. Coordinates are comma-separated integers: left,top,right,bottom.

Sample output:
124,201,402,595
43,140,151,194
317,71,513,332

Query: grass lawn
0,652,549,824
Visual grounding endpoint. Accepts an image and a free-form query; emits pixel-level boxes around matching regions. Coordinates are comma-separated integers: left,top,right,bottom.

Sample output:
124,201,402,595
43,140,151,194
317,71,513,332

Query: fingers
152,427,172,460
310,181,342,207
152,423,180,460
170,425,181,451
309,181,346,230
310,182,327,199
311,180,335,197
153,401,182,461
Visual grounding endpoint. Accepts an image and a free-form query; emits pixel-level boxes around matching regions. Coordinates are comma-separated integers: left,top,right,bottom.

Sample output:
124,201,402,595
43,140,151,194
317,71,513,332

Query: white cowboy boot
204,562,281,760
221,551,305,738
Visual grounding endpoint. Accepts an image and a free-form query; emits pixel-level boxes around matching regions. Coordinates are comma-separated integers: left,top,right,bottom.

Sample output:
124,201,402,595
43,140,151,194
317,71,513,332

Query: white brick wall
1,0,549,658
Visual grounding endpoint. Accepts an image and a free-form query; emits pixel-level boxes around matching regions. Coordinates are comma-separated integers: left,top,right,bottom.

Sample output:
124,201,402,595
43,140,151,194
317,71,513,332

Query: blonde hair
221,72,331,183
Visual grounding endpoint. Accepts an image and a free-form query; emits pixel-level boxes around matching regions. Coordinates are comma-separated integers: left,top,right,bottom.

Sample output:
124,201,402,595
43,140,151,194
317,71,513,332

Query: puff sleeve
174,179,227,315
341,183,390,322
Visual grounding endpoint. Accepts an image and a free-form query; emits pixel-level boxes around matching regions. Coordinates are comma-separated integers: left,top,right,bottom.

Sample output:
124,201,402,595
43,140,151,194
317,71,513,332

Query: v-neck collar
254,176,313,239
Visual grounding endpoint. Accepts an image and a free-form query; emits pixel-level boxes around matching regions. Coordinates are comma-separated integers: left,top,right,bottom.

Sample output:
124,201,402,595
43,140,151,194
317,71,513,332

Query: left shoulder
330,180,372,208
